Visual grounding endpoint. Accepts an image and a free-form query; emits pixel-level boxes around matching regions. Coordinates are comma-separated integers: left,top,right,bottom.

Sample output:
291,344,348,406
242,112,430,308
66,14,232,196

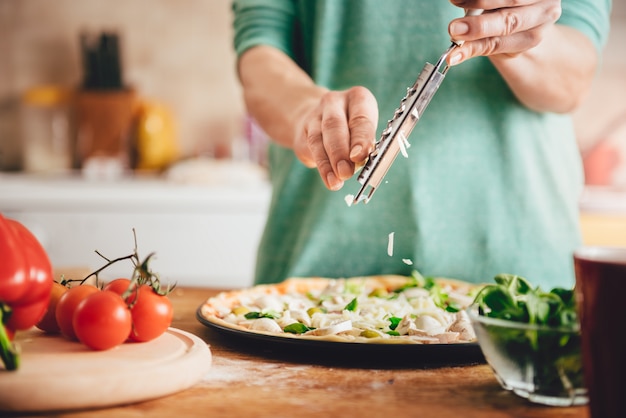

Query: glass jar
20,85,73,172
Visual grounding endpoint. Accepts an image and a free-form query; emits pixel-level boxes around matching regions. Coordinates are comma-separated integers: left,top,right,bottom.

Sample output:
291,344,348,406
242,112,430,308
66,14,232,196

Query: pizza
199,273,484,345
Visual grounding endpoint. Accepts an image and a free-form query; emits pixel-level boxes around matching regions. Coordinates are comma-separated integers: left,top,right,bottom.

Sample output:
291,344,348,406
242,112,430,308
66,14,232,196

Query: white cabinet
0,172,271,289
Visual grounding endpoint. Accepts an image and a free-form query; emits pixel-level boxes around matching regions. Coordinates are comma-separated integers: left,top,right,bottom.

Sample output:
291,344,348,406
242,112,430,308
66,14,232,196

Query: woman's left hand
447,0,599,113
447,0,562,66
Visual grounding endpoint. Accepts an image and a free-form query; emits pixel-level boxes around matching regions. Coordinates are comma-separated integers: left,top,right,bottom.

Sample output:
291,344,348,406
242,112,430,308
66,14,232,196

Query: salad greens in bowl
468,274,586,407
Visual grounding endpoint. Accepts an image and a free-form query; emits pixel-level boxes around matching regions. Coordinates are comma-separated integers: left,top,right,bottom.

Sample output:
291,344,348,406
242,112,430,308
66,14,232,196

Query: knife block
74,88,137,173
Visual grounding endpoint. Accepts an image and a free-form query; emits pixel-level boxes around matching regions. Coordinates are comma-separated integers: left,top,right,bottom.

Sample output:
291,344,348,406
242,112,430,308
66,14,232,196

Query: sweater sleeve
232,0,297,58
558,0,612,52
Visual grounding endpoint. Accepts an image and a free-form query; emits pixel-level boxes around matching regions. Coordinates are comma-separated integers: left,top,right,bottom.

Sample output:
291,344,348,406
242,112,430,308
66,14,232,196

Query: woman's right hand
293,86,378,191
239,46,378,190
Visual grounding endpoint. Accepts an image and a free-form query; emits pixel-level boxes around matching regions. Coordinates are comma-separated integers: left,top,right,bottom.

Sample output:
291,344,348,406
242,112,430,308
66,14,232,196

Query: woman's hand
446,0,597,113
293,87,377,191
447,0,562,65
238,46,377,191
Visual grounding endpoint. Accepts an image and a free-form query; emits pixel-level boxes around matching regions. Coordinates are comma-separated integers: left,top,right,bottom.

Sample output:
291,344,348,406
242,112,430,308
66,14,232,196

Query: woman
232,0,612,287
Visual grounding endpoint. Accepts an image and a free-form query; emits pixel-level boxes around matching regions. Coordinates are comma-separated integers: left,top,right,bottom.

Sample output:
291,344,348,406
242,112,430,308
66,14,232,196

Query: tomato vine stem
66,229,175,298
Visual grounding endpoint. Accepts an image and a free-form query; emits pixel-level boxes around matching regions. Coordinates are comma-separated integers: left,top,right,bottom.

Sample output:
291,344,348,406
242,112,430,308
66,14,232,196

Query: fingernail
337,160,353,180
349,145,363,159
449,53,462,66
326,172,344,191
451,22,469,36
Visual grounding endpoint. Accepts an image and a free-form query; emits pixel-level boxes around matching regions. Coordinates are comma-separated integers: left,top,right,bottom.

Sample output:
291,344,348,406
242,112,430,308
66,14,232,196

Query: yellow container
134,100,180,171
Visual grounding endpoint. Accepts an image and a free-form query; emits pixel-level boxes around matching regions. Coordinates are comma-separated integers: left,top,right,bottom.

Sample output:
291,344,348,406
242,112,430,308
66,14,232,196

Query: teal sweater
232,0,611,288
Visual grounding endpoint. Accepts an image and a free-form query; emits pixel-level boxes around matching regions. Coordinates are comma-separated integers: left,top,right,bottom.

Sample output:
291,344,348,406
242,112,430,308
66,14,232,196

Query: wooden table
12,286,589,418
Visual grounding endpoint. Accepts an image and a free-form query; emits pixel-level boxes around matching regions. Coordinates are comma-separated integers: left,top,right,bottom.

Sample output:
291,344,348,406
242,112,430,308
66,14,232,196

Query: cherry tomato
73,290,132,350
103,278,137,302
128,285,173,342
55,284,99,340
103,280,172,342
103,278,131,294
36,281,69,333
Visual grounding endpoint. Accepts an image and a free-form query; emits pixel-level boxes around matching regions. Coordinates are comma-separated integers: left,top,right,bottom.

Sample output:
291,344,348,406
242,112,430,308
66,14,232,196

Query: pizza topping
414,314,447,335
202,273,483,345
244,317,283,333
284,322,311,334
448,310,476,341
253,295,284,312
305,319,352,336
287,309,313,327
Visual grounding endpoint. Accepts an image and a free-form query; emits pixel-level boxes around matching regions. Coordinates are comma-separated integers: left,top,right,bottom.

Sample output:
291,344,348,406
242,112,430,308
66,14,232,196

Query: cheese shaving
344,194,355,207
397,132,410,158
387,232,394,257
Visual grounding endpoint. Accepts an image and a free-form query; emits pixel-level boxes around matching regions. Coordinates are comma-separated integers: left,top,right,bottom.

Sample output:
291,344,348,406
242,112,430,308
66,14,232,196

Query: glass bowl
467,304,587,406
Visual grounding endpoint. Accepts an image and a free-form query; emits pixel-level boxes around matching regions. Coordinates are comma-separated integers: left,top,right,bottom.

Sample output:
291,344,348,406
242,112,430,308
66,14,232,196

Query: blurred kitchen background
0,0,625,288
0,0,253,168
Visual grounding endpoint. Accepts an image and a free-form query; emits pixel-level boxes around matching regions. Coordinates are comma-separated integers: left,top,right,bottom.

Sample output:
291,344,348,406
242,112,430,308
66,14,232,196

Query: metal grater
352,9,483,204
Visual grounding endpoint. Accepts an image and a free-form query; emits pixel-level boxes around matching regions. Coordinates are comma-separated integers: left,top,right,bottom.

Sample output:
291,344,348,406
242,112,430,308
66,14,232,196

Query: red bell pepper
0,213,53,370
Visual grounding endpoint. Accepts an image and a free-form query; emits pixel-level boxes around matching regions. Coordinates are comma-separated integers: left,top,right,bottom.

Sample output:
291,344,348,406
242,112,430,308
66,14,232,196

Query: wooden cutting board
0,327,212,412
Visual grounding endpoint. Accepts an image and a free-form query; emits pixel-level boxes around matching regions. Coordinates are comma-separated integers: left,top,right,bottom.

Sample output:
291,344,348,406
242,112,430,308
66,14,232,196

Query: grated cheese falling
387,232,394,257
344,194,355,207
397,132,410,158
402,258,413,265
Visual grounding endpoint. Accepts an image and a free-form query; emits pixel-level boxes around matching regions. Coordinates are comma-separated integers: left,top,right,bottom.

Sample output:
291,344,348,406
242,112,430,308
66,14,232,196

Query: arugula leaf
473,274,583,393
494,274,532,295
473,274,579,349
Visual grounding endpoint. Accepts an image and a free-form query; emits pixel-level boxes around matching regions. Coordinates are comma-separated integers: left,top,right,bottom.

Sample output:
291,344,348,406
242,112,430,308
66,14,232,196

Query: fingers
294,87,378,191
447,0,561,65
319,92,353,189
449,0,537,10
347,87,378,167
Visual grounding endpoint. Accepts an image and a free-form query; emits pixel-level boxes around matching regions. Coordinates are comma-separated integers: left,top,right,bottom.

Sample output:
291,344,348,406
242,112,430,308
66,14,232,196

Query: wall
1,1,625,176
573,1,626,148
0,0,245,170
573,2,626,187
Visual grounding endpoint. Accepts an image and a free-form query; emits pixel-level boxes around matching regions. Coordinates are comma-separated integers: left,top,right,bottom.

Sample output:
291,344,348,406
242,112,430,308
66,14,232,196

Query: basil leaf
388,316,402,331
284,323,311,334
244,310,279,320
344,297,358,312
244,312,262,319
